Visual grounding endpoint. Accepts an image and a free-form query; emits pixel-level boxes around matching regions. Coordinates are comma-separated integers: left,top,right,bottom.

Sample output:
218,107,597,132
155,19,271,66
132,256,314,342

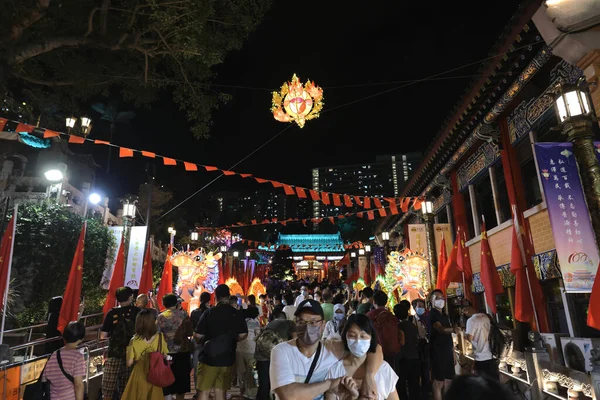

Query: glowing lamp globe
271,74,324,128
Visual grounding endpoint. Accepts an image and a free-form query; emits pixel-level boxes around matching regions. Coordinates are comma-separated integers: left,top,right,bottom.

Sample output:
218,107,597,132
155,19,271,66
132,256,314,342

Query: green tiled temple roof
258,233,345,253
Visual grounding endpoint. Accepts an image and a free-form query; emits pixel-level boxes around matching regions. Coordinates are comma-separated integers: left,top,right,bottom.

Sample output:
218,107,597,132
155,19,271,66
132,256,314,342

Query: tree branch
100,0,111,36
11,36,88,64
11,71,116,87
86,7,101,37
155,29,196,95
9,0,51,41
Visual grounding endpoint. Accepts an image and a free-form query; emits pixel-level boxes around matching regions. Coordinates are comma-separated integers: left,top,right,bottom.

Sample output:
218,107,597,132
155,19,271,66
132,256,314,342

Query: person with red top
367,291,405,367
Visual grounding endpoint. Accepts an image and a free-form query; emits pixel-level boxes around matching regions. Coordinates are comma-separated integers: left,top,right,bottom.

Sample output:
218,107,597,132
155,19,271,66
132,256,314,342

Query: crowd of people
40,280,514,400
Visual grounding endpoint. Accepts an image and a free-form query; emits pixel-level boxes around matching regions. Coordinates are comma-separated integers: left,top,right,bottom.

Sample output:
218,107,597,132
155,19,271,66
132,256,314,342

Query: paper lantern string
0,117,424,213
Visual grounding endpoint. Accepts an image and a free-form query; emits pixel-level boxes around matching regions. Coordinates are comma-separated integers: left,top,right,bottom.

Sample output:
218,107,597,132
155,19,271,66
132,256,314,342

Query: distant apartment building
311,153,421,218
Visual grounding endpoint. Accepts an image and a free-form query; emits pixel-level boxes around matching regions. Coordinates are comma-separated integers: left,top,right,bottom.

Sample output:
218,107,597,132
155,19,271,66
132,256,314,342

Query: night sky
92,0,524,213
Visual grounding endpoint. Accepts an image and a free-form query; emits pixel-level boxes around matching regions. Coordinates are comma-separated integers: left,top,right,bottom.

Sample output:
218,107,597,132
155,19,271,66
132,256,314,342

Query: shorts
431,348,455,381
196,363,234,391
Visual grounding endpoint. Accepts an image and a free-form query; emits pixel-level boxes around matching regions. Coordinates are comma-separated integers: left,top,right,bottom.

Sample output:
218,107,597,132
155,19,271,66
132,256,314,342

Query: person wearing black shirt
395,302,421,400
100,287,140,400
195,284,248,400
428,289,456,400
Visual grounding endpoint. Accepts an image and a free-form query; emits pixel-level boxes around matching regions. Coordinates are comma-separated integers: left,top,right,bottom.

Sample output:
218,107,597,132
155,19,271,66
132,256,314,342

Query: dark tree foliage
9,202,115,326
0,0,271,137
268,248,296,282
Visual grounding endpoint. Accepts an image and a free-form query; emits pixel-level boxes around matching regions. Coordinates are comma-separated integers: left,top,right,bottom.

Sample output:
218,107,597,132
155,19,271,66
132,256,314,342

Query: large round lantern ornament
272,74,324,128
170,248,221,312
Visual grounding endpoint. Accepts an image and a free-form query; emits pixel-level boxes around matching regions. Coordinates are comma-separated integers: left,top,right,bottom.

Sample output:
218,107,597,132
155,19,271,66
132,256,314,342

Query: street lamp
122,201,136,219
553,81,600,245
190,231,199,241
65,117,77,130
365,245,372,282
358,248,365,256
220,245,227,253
80,117,92,135
233,251,239,258
89,192,101,205
421,200,437,289
381,231,390,262
44,169,63,182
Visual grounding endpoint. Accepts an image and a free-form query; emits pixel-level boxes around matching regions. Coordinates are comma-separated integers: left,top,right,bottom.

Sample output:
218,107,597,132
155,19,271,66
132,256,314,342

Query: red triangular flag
309,190,320,201
321,192,331,205
271,181,283,188
15,123,34,133
103,236,126,315
328,217,335,224
138,240,154,297
283,184,295,195
332,194,342,206
373,198,382,208
353,196,363,207
344,195,353,207
296,187,307,198
163,157,177,166
119,148,134,158
57,223,86,333
0,118,7,131
480,222,504,313
378,208,387,217
367,211,374,220
157,245,173,311
363,197,371,209
184,162,198,171
0,213,17,312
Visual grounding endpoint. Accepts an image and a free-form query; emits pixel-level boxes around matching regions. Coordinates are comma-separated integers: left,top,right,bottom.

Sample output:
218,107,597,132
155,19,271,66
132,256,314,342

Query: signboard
407,224,427,254
433,223,452,262
125,226,148,289
101,226,124,289
535,143,599,292
0,366,20,400
20,358,47,386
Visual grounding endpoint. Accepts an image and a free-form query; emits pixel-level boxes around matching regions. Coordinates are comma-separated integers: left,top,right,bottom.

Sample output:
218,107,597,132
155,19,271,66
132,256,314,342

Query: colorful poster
434,223,452,259
101,226,124,289
535,143,599,292
125,226,148,289
408,224,427,254
20,358,47,385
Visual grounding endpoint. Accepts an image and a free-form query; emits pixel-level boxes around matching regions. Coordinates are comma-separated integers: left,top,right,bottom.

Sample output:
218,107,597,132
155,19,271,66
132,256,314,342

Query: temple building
258,233,345,281
376,0,600,344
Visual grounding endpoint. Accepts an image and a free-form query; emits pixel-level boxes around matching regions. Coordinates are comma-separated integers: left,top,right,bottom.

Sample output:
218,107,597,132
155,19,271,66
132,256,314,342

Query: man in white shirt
463,305,498,380
270,299,383,400
294,285,310,307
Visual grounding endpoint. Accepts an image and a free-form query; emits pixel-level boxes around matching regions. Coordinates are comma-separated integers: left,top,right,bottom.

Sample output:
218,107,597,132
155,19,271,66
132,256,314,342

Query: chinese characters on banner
125,226,148,289
434,223,452,258
535,143,599,292
408,224,427,254
101,226,124,289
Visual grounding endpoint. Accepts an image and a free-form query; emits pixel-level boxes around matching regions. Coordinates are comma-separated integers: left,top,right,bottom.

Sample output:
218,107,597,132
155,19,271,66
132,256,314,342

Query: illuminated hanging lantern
271,74,324,128
384,248,429,302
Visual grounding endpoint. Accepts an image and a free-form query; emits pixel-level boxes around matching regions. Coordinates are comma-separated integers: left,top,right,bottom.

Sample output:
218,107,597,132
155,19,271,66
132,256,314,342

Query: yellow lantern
272,74,324,128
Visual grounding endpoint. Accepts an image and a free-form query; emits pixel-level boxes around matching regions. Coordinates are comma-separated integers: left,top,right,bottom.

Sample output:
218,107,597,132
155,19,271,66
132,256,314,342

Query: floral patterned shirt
157,308,190,353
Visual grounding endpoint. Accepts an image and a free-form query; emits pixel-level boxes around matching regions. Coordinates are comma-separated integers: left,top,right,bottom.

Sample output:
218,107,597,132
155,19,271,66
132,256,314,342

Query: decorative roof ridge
400,0,544,198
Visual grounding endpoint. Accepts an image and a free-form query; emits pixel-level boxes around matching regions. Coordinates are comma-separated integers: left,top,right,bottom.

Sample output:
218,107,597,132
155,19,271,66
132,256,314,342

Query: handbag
56,350,89,400
23,363,51,400
147,333,175,388
203,332,233,359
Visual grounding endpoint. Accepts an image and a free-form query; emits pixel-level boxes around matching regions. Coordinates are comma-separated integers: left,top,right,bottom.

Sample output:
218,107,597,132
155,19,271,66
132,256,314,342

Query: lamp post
554,81,600,245
84,191,101,219
365,244,372,281
350,251,357,276
167,227,176,247
44,163,67,202
381,231,390,262
421,200,437,289
66,116,93,136
233,250,239,278
190,231,199,241
121,199,137,265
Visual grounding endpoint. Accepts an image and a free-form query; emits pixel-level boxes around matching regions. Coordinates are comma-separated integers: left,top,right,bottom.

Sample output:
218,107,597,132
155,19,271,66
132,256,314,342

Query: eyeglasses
296,319,323,327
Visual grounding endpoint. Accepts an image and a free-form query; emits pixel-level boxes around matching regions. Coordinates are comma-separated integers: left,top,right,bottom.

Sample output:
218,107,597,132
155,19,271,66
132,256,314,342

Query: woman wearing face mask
322,304,347,341
325,314,399,400
429,289,456,400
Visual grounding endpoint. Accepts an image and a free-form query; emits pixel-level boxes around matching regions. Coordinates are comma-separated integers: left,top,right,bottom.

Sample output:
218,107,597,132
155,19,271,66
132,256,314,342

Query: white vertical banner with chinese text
101,226,124,289
408,224,427,253
125,226,148,289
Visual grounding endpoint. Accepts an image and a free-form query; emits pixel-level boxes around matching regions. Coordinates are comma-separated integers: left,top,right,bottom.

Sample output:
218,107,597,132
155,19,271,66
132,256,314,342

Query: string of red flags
0,117,424,213
197,205,398,233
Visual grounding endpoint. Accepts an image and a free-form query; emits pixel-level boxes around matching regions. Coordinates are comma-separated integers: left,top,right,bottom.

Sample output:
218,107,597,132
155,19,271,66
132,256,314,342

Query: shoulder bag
303,342,322,384
147,333,175,388
23,359,51,400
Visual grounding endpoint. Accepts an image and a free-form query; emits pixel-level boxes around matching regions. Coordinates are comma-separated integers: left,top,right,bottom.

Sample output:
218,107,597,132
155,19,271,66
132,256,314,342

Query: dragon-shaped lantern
170,248,221,312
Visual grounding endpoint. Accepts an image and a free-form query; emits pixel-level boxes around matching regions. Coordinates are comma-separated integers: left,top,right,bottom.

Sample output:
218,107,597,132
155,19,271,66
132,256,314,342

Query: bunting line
1,119,423,212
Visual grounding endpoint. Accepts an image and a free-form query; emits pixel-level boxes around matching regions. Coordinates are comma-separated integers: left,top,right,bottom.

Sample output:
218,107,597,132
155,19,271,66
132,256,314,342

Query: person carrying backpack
367,290,404,366
100,286,140,400
255,308,296,400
